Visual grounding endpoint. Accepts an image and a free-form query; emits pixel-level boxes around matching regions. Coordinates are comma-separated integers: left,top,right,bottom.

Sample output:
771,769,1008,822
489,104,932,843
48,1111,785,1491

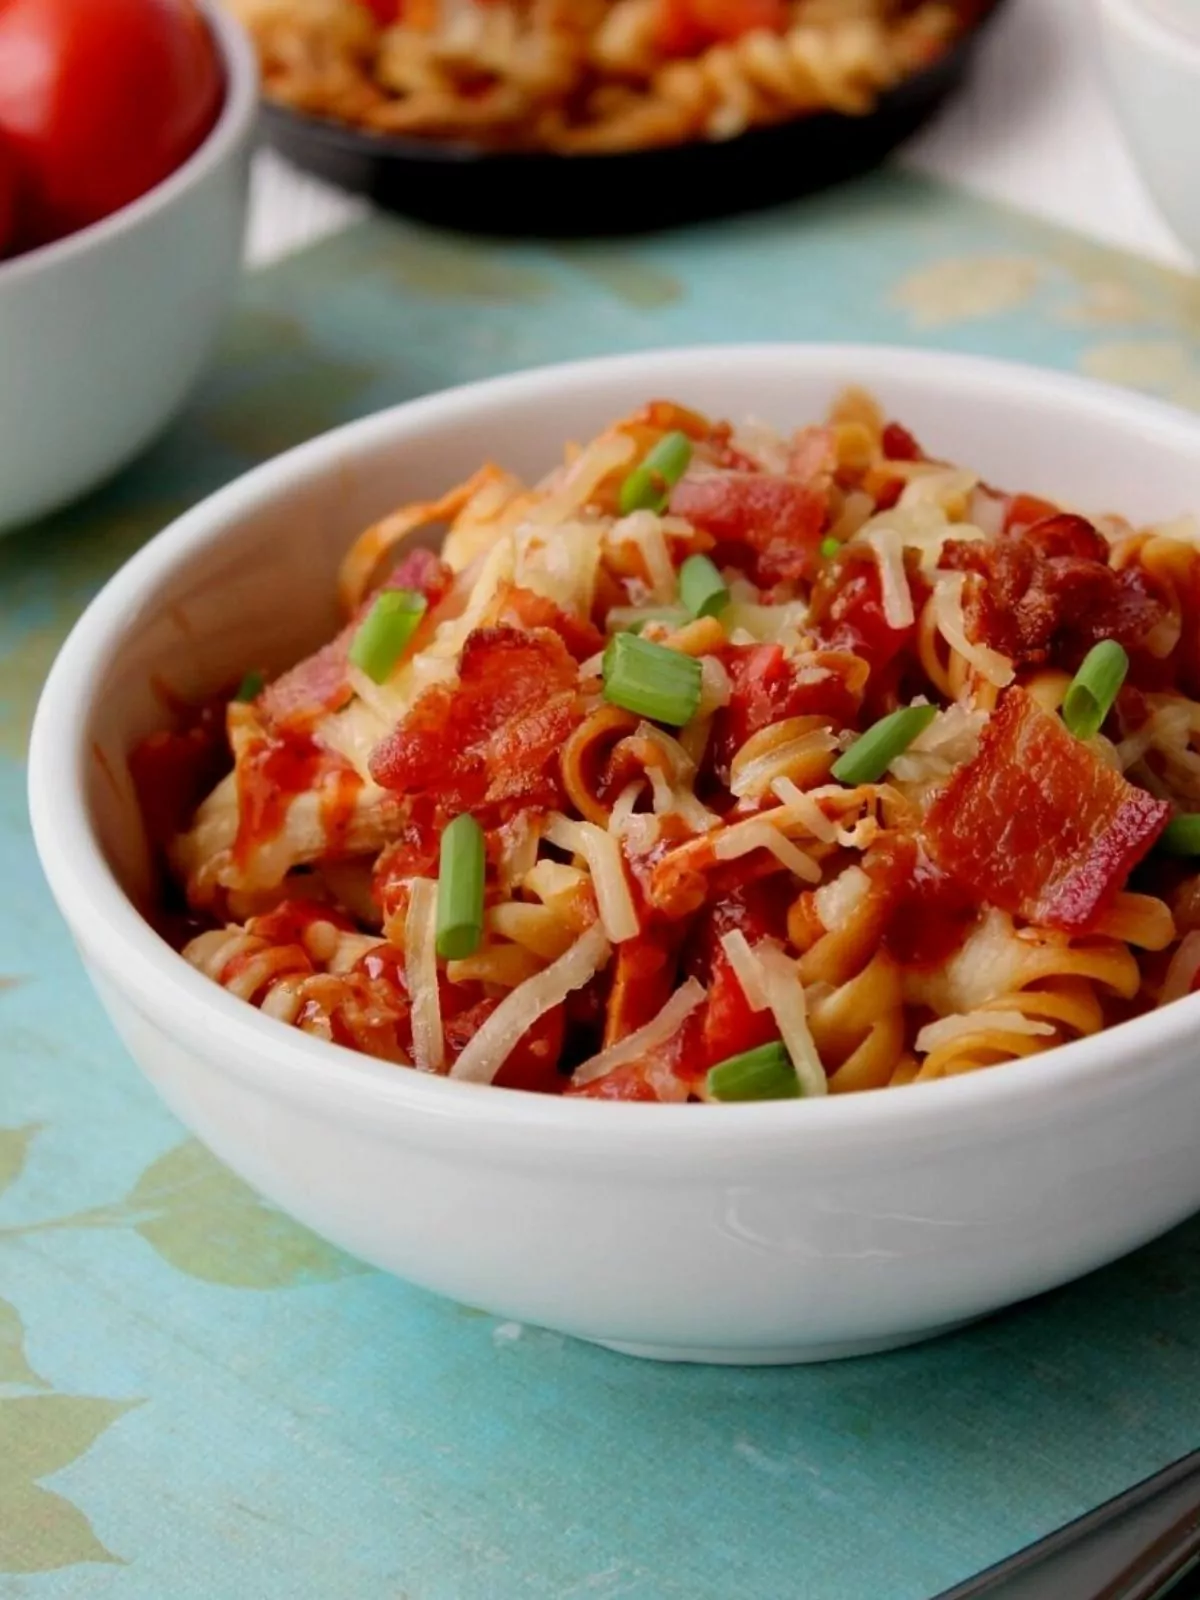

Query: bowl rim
28,343,1200,1151
0,0,258,289
1096,0,1200,68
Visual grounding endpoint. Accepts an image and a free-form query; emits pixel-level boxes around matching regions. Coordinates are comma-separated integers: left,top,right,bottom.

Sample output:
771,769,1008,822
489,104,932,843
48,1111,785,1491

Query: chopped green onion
679,553,729,620
820,536,842,560
1063,640,1129,741
602,632,702,727
233,670,264,702
618,431,693,516
707,1042,800,1102
436,814,486,961
1160,815,1200,857
349,589,427,684
832,703,938,786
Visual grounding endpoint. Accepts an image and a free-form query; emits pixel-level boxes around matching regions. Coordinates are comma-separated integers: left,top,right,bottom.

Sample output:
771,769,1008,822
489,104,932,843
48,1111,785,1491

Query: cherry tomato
0,0,224,251
0,135,17,257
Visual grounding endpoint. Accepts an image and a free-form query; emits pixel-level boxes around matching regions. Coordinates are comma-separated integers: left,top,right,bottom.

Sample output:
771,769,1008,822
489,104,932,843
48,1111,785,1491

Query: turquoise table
6,171,1200,1599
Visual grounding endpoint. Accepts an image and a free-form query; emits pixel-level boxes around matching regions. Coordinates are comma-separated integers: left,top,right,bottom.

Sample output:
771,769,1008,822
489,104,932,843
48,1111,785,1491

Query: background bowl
0,1,256,535
28,345,1200,1365
1098,0,1200,262
261,0,1008,236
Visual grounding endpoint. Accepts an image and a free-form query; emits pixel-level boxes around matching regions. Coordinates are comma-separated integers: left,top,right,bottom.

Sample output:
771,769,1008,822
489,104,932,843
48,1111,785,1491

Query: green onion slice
233,670,264,703
1062,640,1129,741
349,589,428,685
618,431,694,516
436,814,486,961
707,1042,800,1102
1160,815,1200,857
602,632,702,727
679,553,729,620
832,703,938,786
819,536,842,560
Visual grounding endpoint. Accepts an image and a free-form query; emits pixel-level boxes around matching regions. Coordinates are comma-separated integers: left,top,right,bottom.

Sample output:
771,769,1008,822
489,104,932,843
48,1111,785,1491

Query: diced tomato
655,0,788,56
602,931,678,1047
567,1063,662,1101
680,882,785,1069
128,695,230,847
443,997,567,1095
708,642,863,782
925,687,1170,931
372,810,442,919
369,624,580,819
809,552,919,682
881,421,924,462
670,469,829,586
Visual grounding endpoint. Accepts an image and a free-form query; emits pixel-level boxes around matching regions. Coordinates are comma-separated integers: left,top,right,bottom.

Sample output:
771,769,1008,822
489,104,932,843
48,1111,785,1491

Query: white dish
0,2,256,534
1097,0,1200,262
28,345,1200,1364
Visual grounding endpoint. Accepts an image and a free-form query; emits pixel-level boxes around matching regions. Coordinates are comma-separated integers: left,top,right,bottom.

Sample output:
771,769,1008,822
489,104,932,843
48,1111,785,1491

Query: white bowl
0,2,256,534
1098,0,1200,262
28,346,1200,1365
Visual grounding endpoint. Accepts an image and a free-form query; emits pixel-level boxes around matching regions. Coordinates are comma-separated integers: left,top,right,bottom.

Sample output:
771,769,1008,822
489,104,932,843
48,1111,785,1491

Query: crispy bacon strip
925,687,1170,932
670,468,830,586
941,514,1165,670
369,624,581,817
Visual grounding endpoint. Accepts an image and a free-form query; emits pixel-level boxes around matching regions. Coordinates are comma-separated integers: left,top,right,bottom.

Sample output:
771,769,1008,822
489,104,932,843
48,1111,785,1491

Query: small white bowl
0,2,256,534
1098,0,1200,261
28,346,1200,1364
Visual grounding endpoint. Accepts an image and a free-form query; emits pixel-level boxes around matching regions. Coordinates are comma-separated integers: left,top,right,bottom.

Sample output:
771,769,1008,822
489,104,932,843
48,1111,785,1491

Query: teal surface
5,170,1200,1599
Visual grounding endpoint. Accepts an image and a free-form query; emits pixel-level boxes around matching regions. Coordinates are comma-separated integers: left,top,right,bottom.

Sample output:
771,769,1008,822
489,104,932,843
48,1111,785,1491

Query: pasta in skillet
231,0,980,153
132,391,1200,1100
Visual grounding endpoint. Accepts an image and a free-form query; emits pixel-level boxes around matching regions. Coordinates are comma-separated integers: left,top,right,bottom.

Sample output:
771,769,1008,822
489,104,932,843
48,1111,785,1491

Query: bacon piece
670,469,829,586
941,514,1165,670
260,549,453,733
925,687,1170,932
443,995,567,1095
602,931,679,1047
382,547,454,607
487,582,604,663
709,642,864,781
369,625,580,817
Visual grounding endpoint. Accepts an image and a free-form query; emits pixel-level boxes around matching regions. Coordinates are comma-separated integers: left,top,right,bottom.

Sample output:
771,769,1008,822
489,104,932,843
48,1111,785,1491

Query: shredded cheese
545,814,640,943
450,923,612,1084
813,864,872,933
731,727,839,800
755,943,827,1097
720,930,770,1012
612,510,677,603
931,573,1015,689
769,777,839,843
864,527,915,630
916,1011,1055,1054
608,781,644,836
405,878,444,1074
572,978,707,1087
713,820,822,883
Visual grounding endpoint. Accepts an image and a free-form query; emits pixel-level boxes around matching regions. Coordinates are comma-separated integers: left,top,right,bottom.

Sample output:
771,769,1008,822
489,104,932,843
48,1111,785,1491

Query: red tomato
656,0,788,56
0,0,224,250
0,134,17,256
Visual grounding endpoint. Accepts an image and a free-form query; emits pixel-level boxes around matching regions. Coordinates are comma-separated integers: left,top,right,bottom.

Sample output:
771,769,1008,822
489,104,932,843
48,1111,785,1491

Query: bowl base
592,1316,979,1365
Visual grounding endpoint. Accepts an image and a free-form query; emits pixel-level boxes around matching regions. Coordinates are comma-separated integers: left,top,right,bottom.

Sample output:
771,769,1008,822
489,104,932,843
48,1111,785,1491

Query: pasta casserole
132,392,1200,1100
231,0,981,153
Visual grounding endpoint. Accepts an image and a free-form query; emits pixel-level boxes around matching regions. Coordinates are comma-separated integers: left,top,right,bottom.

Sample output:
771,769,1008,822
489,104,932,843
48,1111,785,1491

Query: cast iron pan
260,2,1008,237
